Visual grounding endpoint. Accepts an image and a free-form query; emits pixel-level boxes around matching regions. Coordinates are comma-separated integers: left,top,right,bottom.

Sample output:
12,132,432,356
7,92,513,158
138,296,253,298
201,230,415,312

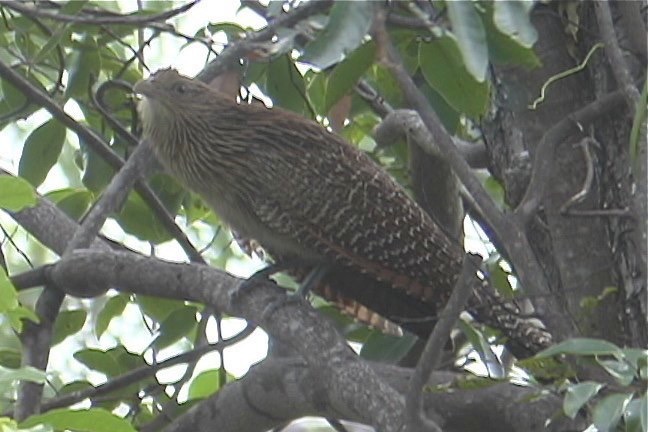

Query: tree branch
46,249,405,431
370,7,560,331
0,0,200,25
514,88,628,224
593,1,641,113
405,254,481,432
0,60,203,263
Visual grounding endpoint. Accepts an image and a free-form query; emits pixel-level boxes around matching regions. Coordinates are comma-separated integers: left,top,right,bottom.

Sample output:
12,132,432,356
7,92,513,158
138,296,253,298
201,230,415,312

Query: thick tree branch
593,1,641,113
514,89,628,224
163,356,584,432
370,8,563,334
46,249,404,430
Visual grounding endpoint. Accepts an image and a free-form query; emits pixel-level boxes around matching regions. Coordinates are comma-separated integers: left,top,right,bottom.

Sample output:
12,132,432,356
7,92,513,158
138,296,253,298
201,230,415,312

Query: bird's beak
133,79,152,97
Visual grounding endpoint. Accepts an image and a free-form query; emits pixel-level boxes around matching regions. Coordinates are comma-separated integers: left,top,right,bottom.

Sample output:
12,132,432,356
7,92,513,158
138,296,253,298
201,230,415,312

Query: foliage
0,1,644,431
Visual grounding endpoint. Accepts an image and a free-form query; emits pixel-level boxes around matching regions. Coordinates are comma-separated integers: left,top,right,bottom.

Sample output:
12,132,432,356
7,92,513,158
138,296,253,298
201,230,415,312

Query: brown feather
134,68,464,337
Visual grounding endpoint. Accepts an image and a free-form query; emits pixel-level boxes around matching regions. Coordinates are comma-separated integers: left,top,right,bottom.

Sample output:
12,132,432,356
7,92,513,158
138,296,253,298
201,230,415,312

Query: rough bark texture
481,2,646,347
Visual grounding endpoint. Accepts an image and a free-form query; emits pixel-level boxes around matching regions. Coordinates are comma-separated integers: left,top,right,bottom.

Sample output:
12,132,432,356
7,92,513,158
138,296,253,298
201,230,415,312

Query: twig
0,59,204,263
515,89,628,225
594,1,641,113
197,0,333,83
0,0,200,25
12,325,254,415
371,7,555,316
49,249,406,431
405,253,481,432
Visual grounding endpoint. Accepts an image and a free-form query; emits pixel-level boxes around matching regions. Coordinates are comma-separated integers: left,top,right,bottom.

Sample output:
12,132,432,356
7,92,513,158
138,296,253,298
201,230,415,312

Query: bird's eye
173,83,188,94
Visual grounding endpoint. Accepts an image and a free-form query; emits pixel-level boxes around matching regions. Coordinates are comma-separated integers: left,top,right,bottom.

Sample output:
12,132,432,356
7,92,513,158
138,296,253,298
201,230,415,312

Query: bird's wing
250,127,462,305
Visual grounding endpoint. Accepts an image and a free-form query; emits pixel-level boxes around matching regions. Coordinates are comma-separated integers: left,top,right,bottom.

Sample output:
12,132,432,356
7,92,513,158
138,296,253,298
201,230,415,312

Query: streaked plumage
134,68,463,337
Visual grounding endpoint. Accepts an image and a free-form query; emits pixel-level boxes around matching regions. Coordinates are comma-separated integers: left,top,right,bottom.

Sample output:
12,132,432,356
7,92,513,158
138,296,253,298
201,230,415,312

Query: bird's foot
261,264,332,320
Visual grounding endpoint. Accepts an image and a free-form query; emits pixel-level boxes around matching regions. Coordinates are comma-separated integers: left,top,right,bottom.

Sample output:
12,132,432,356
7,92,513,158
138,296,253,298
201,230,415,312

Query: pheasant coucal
133,68,463,337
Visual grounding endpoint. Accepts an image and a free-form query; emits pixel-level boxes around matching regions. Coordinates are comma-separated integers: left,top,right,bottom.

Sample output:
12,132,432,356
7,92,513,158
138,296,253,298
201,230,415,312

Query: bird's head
133,68,210,134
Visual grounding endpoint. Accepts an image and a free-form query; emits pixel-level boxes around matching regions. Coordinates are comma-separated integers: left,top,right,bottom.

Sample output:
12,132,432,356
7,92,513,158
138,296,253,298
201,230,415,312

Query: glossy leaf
136,295,185,323
95,295,128,338
0,349,21,368
264,55,308,114
45,188,93,220
300,1,373,69
18,119,67,187
592,393,634,432
360,333,417,363
563,381,602,418
187,369,233,400
446,1,488,81
419,37,489,118
0,175,37,211
536,338,623,358
481,2,540,68
74,346,142,378
0,365,47,386
52,310,87,346
152,306,198,350
493,0,538,48
20,408,136,432
324,42,376,113
0,268,18,313
65,34,101,99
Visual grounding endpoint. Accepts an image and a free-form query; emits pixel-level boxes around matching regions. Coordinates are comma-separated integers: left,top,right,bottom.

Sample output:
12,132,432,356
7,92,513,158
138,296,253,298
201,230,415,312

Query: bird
133,68,464,338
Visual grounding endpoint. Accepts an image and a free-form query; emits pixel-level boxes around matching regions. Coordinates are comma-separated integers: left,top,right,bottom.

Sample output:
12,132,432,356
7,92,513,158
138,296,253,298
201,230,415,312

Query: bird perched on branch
133,68,464,337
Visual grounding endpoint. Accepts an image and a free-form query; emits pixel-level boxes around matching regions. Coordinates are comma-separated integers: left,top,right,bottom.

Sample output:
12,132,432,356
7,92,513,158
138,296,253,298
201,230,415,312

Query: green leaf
20,408,136,432
458,319,504,377
419,37,489,118
74,346,142,378
45,188,93,220
152,306,198,350
592,393,634,432
18,119,67,187
0,349,21,368
0,267,39,332
323,41,376,113
80,140,118,193
446,1,488,81
300,1,374,69
0,267,19,313
31,0,87,66
74,348,121,377
187,369,231,400
486,257,514,298
136,295,184,323
536,338,623,358
484,176,506,210
95,295,128,338
264,55,308,114
360,333,417,363
480,2,540,68
624,398,644,432
597,359,636,386
0,78,28,115
493,0,538,48
563,381,603,419
52,310,87,346
65,34,101,99
417,83,460,133
0,365,47,386
116,174,184,243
